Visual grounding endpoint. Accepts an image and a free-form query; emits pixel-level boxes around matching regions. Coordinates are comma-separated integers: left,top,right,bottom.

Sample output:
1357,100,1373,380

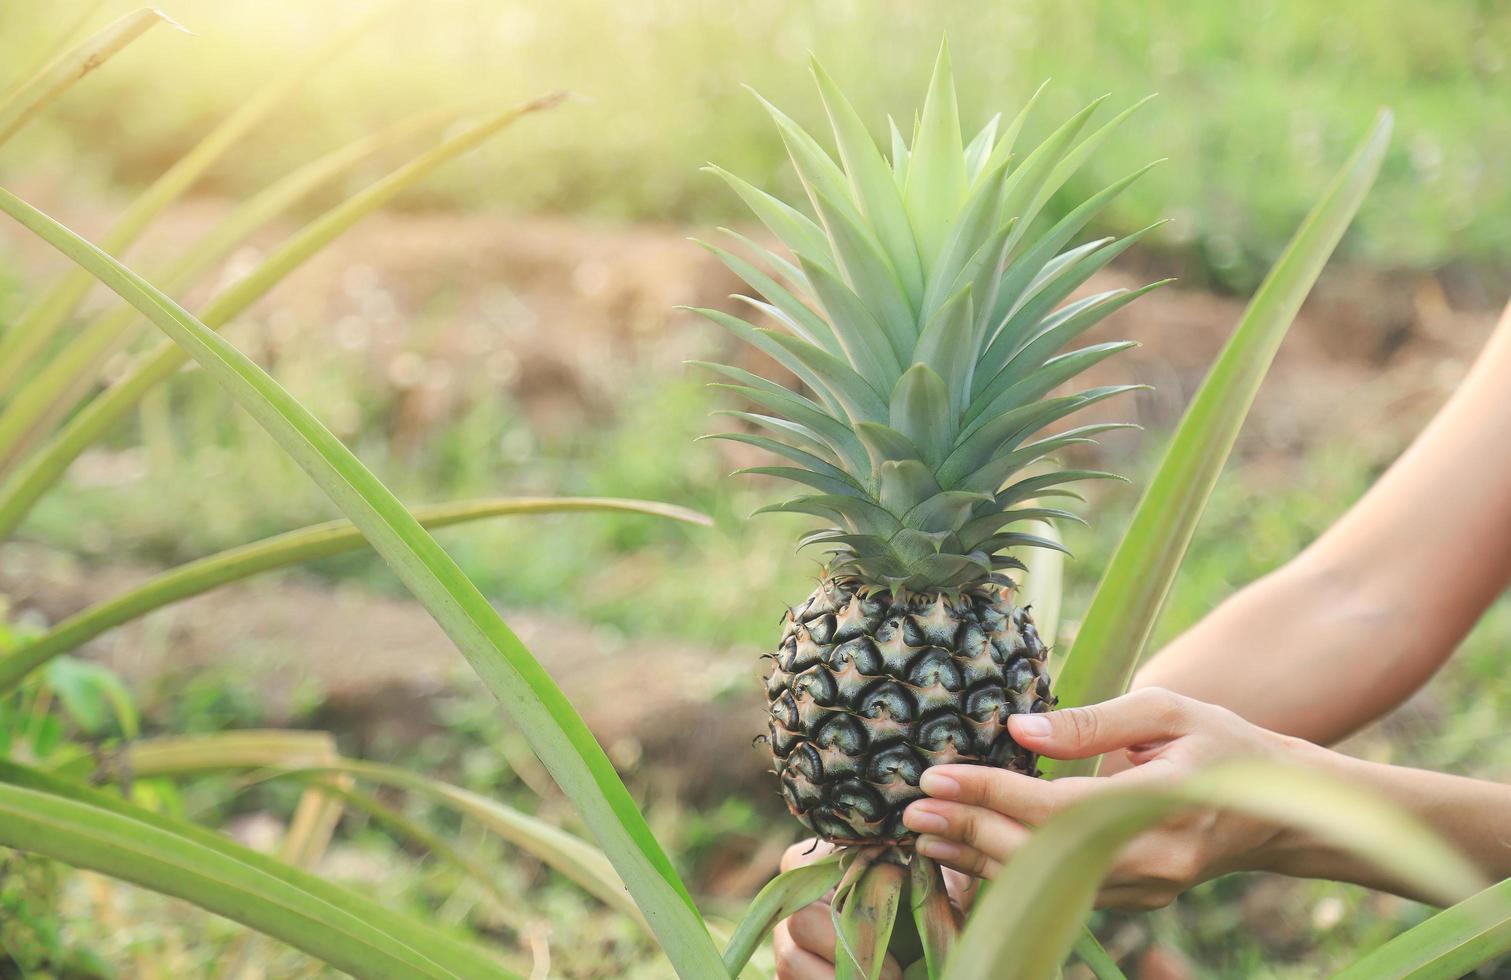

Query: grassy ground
2,1,1509,290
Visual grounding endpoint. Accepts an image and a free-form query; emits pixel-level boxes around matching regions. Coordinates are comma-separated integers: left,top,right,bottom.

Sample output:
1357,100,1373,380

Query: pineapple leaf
812,58,926,303
976,284,1167,415
757,495,904,538
984,161,1164,369
994,94,1110,252
687,307,848,416
800,256,906,383
903,491,997,535
878,459,945,514
811,186,917,359
739,466,871,499
752,87,859,220
0,497,710,693
909,856,961,978
944,386,1144,485
989,220,1168,356
921,159,1012,318
836,858,908,980
721,854,847,976
971,78,1050,191
911,284,976,415
854,420,927,469
0,188,729,975
763,330,891,421
962,113,1002,183
995,469,1127,508
890,363,956,466
1031,94,1157,225
694,239,840,355
904,39,968,270
704,164,835,268
970,336,1145,429
699,432,858,487
714,411,849,469
959,423,1140,495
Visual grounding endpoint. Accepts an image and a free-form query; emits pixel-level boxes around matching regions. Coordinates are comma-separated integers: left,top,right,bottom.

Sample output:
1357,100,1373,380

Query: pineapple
695,44,1163,844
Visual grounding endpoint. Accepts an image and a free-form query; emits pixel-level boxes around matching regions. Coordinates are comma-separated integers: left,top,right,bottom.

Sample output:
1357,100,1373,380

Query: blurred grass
2,0,1509,290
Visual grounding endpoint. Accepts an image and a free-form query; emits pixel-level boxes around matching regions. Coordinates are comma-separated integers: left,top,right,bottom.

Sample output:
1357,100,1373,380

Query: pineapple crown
694,41,1167,593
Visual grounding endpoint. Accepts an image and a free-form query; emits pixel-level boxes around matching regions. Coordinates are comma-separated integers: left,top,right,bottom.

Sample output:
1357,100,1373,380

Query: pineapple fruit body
766,577,1051,843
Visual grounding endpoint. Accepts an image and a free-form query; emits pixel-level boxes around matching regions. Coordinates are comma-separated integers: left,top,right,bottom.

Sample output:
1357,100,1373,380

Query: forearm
1262,741,1511,901
1132,305,1511,746
1131,556,1439,746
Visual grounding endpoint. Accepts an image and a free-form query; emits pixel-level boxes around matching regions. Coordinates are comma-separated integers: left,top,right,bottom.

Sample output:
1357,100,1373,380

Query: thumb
1007,687,1196,760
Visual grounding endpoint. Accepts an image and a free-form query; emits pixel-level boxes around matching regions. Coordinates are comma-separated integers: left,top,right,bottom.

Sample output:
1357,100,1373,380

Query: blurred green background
3,0,1509,290
0,1,1507,977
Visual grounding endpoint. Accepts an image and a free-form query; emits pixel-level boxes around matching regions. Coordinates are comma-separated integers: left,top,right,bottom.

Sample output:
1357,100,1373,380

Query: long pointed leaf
0,9,380,391
0,762,514,979
0,97,560,541
0,497,707,692
722,854,846,976
1048,111,1393,778
1331,878,1511,980
0,8,173,147
944,759,1483,980
0,190,726,976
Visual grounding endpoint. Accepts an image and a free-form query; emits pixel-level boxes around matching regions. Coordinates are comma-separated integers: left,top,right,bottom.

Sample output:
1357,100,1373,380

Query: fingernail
903,805,948,834
1013,714,1052,738
915,836,960,861
919,770,960,798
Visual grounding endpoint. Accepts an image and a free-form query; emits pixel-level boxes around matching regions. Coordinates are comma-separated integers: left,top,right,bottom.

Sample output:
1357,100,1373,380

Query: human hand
771,838,977,979
901,687,1310,909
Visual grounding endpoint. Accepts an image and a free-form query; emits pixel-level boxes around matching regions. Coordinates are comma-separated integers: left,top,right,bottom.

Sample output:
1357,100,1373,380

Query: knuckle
1061,705,1101,745
1138,686,1189,727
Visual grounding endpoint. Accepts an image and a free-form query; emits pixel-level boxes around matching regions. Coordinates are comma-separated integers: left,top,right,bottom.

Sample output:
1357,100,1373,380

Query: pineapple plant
694,43,1163,846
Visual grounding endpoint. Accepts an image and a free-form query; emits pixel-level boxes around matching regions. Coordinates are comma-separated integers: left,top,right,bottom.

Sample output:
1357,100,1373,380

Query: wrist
1247,735,1355,878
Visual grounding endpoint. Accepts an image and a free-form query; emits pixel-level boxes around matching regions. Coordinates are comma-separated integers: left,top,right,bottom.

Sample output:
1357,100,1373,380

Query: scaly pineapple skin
765,577,1053,844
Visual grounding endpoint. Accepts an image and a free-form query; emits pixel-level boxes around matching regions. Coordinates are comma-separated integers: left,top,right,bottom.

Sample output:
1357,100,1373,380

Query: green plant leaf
722,853,846,976
0,96,560,541
121,733,654,935
1073,929,1127,980
0,190,726,977
1018,513,1065,653
0,106,461,478
1048,110,1393,779
0,8,174,147
943,759,1484,980
0,496,704,692
909,855,960,978
0,9,381,393
1330,877,1511,980
0,760,515,978
835,858,907,980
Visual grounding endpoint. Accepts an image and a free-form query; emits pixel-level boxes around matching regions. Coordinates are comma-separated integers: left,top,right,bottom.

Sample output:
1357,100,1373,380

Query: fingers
903,799,1030,865
918,763,1096,825
781,838,837,873
1008,687,1201,760
783,905,837,962
774,918,837,980
913,836,1002,879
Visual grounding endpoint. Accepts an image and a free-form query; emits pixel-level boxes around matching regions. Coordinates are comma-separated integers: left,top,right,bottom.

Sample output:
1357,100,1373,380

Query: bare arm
1133,302,1511,745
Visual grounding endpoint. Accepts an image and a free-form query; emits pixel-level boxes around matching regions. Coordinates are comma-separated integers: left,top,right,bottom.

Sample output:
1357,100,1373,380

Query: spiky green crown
696,43,1166,593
